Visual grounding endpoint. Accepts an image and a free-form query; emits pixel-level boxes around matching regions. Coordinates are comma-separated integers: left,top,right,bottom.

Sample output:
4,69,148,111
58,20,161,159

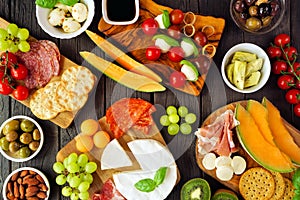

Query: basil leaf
134,178,157,192
35,0,58,8
152,34,180,46
59,0,79,6
162,10,171,29
154,167,168,186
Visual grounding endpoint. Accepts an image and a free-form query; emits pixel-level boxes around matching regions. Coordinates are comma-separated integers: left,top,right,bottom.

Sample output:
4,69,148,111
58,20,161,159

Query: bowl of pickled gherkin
230,0,285,34
0,115,44,162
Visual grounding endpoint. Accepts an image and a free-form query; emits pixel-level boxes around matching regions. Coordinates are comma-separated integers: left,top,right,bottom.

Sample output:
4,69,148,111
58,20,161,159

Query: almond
38,183,48,192
7,181,13,196
20,170,29,177
11,172,19,181
19,184,25,199
29,170,36,175
25,186,39,197
37,191,47,199
17,178,22,185
23,177,39,186
35,174,44,183
26,197,39,200
13,182,19,198
6,192,15,200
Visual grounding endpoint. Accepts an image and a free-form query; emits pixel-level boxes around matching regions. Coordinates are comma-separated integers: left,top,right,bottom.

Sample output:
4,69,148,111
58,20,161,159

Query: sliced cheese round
215,156,232,168
202,152,216,170
231,155,247,175
216,165,234,181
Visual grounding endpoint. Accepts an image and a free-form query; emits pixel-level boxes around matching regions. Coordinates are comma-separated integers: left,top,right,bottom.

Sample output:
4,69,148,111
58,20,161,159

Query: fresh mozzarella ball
48,8,66,26
154,14,166,29
181,40,194,57
62,18,81,33
155,38,171,53
71,3,88,23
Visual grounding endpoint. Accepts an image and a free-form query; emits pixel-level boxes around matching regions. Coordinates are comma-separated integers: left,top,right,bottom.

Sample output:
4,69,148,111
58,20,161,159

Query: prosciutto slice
92,179,125,200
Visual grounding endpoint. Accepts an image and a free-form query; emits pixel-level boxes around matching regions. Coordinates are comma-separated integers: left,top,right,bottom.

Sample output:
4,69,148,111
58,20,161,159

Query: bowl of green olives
0,115,44,162
230,0,286,34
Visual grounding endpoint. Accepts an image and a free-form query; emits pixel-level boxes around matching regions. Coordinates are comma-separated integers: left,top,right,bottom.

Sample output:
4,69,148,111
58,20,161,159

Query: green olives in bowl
0,115,44,162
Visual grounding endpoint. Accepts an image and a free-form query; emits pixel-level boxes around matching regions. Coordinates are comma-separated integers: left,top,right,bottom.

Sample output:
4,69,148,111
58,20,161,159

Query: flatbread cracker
239,167,275,200
42,81,66,112
282,178,295,200
269,171,285,200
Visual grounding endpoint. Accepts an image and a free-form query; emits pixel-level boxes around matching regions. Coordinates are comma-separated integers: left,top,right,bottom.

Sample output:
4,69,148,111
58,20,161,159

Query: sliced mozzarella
181,64,198,81
214,156,232,168
113,164,177,200
155,38,171,53
101,139,133,170
154,14,166,29
202,152,216,170
216,165,234,181
231,155,247,175
181,40,194,57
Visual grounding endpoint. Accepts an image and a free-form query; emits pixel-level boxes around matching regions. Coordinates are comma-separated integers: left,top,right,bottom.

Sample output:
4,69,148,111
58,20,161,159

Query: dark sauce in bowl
106,0,137,22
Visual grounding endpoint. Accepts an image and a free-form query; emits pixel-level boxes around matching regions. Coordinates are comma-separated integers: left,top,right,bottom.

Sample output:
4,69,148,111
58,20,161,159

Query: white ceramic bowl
221,43,271,93
36,0,95,39
2,167,50,200
0,115,44,162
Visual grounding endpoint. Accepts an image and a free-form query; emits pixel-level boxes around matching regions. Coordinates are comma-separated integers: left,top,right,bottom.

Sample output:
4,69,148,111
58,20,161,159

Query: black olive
244,0,256,6
258,3,272,18
270,1,280,16
234,0,246,13
240,11,249,20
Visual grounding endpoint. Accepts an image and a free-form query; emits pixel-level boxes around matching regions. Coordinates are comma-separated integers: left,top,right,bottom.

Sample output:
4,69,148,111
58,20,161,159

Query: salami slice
92,179,125,200
39,40,60,76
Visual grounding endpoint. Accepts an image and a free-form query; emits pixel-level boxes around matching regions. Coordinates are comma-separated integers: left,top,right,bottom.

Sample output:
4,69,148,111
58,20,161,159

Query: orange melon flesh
235,104,294,173
263,97,300,165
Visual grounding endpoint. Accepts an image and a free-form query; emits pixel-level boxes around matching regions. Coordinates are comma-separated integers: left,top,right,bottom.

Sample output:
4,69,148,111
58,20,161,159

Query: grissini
80,51,165,92
86,30,162,83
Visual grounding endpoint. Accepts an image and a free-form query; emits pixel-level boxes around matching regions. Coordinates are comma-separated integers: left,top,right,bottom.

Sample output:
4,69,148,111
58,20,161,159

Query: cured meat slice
106,98,156,139
92,179,125,200
39,40,60,76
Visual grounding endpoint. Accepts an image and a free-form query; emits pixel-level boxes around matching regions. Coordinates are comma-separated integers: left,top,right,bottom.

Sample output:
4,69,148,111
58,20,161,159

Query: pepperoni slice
39,40,60,76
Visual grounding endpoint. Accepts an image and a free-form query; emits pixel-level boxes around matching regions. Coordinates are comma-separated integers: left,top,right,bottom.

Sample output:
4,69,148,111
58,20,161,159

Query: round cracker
30,88,59,120
239,167,275,200
269,171,285,200
42,81,66,113
282,178,295,200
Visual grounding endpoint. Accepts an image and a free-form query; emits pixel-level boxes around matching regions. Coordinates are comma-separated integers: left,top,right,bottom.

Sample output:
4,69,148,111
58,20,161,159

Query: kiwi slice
180,178,211,200
212,189,238,200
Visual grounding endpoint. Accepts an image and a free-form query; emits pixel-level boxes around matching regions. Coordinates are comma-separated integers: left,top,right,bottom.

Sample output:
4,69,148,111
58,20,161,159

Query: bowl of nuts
2,167,50,200
230,0,286,34
0,115,44,162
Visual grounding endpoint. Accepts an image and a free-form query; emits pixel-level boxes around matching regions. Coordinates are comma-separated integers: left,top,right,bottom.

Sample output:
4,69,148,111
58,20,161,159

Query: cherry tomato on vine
0,78,13,95
0,66,5,79
272,60,288,74
145,45,161,61
283,46,297,61
277,74,295,90
296,80,300,89
169,71,186,88
167,25,181,39
287,62,300,76
193,31,208,47
285,89,300,104
0,51,18,68
267,46,282,59
274,33,290,47
10,64,28,80
12,85,29,100
169,9,184,25
191,55,211,75
141,18,159,35
167,46,184,62
294,104,300,117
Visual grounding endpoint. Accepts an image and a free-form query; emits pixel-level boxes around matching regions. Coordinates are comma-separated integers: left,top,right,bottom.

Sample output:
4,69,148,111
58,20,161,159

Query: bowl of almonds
2,167,50,200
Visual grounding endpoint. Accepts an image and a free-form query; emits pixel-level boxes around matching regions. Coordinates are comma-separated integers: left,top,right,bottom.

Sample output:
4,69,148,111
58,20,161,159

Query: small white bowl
221,43,271,93
2,167,50,200
0,115,44,162
36,0,95,39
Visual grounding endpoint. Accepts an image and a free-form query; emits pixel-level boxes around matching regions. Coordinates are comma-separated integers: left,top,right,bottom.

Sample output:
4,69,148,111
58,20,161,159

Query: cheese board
98,0,225,96
195,100,299,193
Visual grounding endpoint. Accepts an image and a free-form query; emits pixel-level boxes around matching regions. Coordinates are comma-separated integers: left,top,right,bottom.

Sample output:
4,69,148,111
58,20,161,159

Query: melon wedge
235,104,294,173
263,97,300,165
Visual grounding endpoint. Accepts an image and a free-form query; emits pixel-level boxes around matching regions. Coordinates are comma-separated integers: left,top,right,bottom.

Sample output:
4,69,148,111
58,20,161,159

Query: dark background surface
0,0,299,199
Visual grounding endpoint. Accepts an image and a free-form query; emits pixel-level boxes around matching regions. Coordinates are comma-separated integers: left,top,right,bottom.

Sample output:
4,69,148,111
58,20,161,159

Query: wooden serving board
195,101,298,193
57,116,181,198
0,17,88,128
98,0,225,96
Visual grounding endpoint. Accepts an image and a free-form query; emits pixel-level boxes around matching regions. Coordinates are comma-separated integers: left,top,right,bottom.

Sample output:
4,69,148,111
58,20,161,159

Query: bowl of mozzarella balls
36,0,95,39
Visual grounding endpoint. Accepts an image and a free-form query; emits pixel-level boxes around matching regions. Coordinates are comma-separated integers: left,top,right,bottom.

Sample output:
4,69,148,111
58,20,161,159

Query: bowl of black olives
0,115,44,162
230,0,285,34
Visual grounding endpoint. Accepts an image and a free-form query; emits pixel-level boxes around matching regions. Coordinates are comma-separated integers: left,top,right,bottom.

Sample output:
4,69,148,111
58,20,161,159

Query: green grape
0,28,8,40
17,28,29,40
62,186,73,197
166,106,177,115
53,161,65,174
18,41,30,52
70,192,79,200
178,106,189,117
7,23,19,36
160,115,170,126
78,181,90,192
82,173,93,184
56,174,67,185
168,123,179,135
85,162,97,173
168,114,180,124
69,176,81,188
9,43,18,53
180,123,192,135
67,173,75,184
79,191,89,200
68,152,78,164
77,154,89,167
185,113,197,124
68,162,80,173
0,40,9,51
63,157,69,168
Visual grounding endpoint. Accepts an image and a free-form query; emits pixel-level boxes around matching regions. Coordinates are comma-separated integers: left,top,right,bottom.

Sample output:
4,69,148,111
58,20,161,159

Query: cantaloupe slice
235,104,294,173
263,97,300,165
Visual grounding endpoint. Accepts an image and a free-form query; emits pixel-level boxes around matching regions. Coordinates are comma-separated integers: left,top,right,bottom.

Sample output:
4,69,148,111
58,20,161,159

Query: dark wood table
1,0,299,199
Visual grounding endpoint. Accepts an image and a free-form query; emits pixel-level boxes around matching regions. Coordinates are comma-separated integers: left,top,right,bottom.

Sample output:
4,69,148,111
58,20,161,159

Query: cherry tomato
285,89,300,104
0,78,13,95
191,55,211,75
296,80,300,89
274,33,290,47
145,45,161,61
267,46,282,59
287,62,300,76
12,85,29,100
0,66,5,79
0,51,18,68
277,74,295,90
167,46,184,62
141,18,159,35
167,25,181,40
10,64,28,80
169,71,186,88
193,31,208,47
283,46,297,61
271,60,287,74
294,104,300,117
169,9,184,25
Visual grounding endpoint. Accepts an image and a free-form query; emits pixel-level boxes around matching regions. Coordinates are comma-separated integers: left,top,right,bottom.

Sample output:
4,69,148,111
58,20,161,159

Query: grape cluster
53,153,97,200
160,105,197,135
0,23,30,53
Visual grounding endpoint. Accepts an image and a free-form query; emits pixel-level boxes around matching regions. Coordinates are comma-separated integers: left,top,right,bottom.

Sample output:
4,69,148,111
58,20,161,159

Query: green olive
20,120,35,133
246,17,262,31
262,16,272,27
29,141,40,151
19,133,33,145
0,137,9,151
2,120,20,135
18,146,31,158
32,129,41,141
8,141,20,153
249,6,258,16
5,131,19,142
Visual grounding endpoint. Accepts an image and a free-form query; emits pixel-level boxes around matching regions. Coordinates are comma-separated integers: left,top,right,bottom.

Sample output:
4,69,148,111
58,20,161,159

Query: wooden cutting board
98,0,225,96
0,17,88,128
195,101,298,193
56,116,181,197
